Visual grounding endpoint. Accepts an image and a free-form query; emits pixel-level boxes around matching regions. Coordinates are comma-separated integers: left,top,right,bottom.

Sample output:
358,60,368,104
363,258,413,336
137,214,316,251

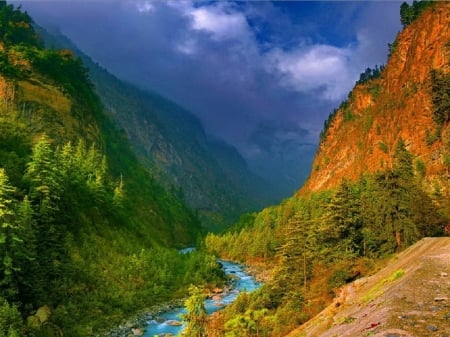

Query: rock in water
166,320,182,326
131,327,144,336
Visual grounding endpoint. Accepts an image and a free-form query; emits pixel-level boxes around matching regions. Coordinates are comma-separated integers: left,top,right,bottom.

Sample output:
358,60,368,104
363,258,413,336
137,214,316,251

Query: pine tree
362,140,420,253
322,179,363,259
25,136,66,296
0,169,18,299
0,172,35,303
181,285,208,337
0,297,23,337
25,135,61,218
13,196,39,305
274,211,317,303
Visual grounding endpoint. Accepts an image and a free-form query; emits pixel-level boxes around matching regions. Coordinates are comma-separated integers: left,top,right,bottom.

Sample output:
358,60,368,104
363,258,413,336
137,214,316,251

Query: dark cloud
18,0,402,191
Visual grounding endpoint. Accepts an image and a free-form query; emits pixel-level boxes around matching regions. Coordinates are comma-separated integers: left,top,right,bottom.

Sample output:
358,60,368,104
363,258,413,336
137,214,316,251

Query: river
143,260,261,336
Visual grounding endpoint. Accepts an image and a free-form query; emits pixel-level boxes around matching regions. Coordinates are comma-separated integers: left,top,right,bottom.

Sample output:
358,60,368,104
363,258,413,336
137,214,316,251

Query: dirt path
286,237,450,337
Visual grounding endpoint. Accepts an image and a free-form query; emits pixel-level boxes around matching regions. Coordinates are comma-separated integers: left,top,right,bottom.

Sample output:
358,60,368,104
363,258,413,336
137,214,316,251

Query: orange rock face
300,3,450,195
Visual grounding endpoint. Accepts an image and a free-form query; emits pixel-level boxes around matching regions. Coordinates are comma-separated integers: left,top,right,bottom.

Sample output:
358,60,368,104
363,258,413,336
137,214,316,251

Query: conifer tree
0,169,19,299
13,196,39,305
0,297,23,337
25,135,61,218
362,140,419,253
274,212,316,303
322,178,363,259
181,285,208,337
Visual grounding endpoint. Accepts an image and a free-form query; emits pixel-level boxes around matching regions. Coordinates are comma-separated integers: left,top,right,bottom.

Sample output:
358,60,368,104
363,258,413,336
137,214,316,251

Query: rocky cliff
301,3,450,196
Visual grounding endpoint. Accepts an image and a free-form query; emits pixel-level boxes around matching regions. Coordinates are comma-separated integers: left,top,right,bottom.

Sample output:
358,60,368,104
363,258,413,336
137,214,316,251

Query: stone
426,325,438,332
166,320,182,326
434,297,448,302
440,272,448,277
131,328,144,336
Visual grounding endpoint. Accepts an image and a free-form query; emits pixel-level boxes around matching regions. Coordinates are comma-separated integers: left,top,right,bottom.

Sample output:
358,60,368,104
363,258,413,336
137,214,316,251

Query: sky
18,0,403,193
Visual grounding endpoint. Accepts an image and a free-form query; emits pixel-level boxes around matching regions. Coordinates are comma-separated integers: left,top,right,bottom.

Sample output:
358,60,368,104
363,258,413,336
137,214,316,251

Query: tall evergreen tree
25,135,61,219
0,169,18,300
362,140,420,253
322,178,363,259
181,285,208,337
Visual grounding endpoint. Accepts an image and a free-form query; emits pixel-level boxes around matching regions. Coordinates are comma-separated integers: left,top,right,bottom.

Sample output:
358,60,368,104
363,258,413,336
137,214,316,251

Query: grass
362,269,405,303
19,79,71,115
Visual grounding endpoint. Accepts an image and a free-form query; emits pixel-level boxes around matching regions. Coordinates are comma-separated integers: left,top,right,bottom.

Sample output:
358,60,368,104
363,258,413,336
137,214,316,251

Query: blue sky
19,0,403,192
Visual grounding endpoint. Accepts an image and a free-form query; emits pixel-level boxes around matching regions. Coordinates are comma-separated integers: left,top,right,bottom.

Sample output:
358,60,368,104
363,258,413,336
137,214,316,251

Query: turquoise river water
144,260,261,336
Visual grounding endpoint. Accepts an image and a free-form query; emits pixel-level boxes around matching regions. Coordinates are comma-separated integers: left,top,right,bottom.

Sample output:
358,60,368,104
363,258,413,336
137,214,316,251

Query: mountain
301,1,450,196
0,3,226,336
203,2,449,336
38,28,275,231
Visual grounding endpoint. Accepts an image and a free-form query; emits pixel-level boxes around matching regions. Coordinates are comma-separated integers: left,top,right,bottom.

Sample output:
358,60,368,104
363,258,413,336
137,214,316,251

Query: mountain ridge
39,27,276,231
300,2,450,196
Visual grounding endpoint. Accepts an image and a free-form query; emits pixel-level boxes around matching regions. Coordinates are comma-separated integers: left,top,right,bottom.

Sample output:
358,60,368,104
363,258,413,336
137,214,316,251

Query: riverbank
104,299,185,337
242,258,275,283
105,260,262,337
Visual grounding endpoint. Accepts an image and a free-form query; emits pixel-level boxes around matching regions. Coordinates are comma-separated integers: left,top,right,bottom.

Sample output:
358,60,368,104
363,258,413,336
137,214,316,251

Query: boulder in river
131,328,144,336
166,320,182,326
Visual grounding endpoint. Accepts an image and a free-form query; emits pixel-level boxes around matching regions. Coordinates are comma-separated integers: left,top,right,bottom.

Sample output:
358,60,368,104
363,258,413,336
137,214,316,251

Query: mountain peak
301,2,450,195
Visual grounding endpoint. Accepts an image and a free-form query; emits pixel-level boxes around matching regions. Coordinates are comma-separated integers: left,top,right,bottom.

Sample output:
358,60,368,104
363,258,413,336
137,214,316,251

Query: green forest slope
0,2,225,336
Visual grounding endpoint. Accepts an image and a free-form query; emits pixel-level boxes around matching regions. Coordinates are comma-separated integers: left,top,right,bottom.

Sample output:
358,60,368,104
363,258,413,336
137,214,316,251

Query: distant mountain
40,28,276,231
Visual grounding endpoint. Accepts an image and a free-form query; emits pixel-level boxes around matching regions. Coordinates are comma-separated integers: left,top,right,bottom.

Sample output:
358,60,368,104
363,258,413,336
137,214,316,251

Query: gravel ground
287,237,450,337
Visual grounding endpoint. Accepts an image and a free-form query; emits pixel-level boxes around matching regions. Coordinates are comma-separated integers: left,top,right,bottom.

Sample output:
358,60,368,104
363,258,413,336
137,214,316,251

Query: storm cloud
19,0,402,192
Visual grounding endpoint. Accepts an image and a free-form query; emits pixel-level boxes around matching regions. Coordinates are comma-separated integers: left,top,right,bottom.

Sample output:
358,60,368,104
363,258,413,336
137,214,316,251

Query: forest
203,138,447,336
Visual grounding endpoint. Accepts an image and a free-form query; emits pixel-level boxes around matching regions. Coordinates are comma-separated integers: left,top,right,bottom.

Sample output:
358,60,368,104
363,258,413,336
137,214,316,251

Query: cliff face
301,3,450,195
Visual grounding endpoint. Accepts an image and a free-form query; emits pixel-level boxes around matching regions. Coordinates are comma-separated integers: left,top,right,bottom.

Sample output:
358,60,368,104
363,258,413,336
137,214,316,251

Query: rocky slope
286,237,450,337
301,3,450,198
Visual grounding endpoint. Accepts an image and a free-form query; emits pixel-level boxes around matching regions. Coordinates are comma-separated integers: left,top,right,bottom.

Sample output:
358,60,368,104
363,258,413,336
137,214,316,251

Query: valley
0,1,449,337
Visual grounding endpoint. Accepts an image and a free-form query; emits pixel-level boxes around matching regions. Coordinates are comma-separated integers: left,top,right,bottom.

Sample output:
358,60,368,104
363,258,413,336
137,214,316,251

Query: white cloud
135,1,154,13
190,5,249,41
177,38,197,55
167,1,251,42
267,44,355,101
